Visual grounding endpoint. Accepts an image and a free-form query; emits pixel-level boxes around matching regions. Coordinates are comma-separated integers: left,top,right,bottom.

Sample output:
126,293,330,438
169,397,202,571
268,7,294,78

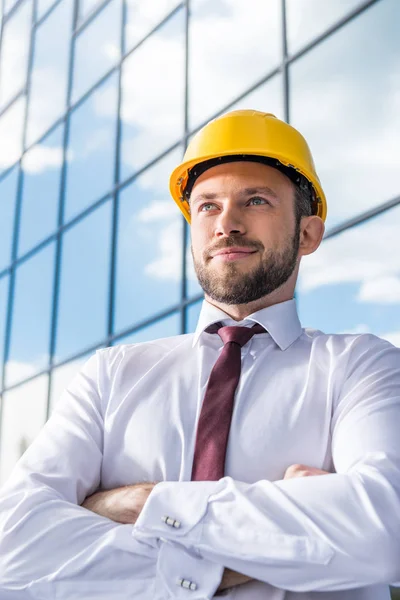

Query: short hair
294,180,313,225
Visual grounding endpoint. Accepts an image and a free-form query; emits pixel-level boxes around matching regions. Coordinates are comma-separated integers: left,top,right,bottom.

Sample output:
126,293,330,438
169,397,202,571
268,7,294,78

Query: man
1,110,399,599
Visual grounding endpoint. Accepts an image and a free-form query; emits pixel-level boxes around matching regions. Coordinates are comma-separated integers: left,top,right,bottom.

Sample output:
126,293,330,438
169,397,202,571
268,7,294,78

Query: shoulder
300,328,399,376
95,333,195,370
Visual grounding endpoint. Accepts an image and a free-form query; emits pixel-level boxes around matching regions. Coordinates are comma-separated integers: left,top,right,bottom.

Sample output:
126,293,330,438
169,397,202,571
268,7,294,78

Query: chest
101,344,335,488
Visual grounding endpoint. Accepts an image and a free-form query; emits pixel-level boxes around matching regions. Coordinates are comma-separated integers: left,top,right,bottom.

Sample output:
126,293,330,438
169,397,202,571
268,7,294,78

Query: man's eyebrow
242,186,279,199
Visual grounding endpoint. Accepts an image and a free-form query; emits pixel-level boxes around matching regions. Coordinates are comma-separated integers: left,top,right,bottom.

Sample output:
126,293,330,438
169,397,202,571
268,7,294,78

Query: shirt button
177,578,197,591
162,515,181,528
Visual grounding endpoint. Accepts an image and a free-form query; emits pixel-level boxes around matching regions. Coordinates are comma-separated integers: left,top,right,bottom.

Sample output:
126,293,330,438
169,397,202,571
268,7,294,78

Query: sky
0,0,399,483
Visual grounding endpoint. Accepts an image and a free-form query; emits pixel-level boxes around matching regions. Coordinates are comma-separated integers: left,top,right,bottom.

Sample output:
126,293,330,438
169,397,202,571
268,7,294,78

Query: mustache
204,237,264,258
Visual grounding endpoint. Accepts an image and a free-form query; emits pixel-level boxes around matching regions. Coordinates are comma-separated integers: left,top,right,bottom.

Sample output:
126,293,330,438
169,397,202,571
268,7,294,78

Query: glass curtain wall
0,1,399,573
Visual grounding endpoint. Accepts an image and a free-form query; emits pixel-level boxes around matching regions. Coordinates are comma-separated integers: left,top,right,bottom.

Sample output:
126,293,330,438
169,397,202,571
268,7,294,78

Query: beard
192,225,300,305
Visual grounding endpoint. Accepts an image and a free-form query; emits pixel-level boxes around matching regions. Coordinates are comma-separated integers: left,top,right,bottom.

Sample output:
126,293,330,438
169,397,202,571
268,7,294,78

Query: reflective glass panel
186,300,202,334
0,168,18,272
0,97,26,176
297,204,400,346
27,0,73,145
120,8,184,181
19,124,63,255
64,73,118,221
4,0,21,13
113,312,180,345
0,276,10,388
37,0,59,20
5,243,55,387
72,0,122,104
290,0,400,230
125,0,180,52
0,0,32,110
48,354,89,414
286,0,364,54
227,75,284,120
55,200,112,361
79,0,101,21
188,0,281,129
114,149,182,335
0,374,48,486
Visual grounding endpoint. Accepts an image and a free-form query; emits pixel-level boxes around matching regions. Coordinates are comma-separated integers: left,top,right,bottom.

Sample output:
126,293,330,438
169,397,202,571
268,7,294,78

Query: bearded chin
192,230,300,305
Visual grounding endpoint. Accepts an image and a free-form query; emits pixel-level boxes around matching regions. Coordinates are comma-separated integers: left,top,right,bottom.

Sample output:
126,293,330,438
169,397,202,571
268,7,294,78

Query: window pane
0,374,48,486
48,354,89,414
120,8,184,181
297,204,400,346
114,149,182,335
55,201,112,361
0,0,32,110
188,0,282,129
79,0,101,21
37,0,59,20
27,0,73,145
0,276,10,388
227,75,284,120
186,300,202,333
64,73,118,221
286,0,364,54
0,168,18,271
72,0,122,104
5,243,55,387
19,125,63,255
125,0,180,52
0,97,26,176
113,312,180,345
290,0,400,230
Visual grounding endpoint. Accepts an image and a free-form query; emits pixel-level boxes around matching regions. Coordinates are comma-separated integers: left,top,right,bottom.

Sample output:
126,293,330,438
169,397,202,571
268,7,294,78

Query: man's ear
298,216,325,257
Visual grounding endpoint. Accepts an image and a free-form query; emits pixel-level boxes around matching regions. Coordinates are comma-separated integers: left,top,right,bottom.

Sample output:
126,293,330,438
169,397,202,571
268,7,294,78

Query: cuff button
162,515,181,528
177,578,198,591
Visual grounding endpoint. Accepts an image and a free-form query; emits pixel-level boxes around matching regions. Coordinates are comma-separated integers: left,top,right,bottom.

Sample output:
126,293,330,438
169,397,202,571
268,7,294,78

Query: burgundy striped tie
191,322,265,481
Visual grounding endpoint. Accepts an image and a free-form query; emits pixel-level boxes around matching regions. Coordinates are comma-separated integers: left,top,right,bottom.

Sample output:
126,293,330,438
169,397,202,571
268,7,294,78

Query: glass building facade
0,0,399,530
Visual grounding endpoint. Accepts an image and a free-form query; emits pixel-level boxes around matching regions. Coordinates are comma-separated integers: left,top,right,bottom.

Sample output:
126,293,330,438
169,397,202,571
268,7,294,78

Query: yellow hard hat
169,109,327,223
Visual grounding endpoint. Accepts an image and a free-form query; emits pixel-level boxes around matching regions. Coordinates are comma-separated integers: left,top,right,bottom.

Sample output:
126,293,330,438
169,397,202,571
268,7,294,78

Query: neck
204,287,294,321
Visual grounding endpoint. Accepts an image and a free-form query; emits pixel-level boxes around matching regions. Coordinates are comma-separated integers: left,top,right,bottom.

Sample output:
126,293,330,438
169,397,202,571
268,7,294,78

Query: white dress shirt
1,298,400,600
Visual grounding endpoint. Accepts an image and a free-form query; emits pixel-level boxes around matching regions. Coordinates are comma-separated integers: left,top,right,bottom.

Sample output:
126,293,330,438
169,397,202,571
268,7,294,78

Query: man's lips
211,247,257,261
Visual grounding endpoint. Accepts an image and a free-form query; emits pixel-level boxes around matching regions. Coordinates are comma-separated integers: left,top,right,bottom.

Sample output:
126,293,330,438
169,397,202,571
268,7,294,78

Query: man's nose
214,206,246,237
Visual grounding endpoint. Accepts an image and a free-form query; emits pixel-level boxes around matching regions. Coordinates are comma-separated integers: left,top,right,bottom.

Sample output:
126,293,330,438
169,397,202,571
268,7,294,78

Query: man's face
189,161,301,305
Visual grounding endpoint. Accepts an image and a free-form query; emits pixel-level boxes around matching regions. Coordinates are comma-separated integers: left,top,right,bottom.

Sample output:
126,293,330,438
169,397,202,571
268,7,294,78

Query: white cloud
0,371,48,487
22,145,65,174
357,276,400,304
144,219,182,281
382,331,400,347
299,212,400,302
0,97,26,169
0,0,32,109
136,200,175,223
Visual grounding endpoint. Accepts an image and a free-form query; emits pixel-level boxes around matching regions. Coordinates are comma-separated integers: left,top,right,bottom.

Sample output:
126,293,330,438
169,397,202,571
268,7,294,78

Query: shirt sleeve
0,351,157,599
134,335,400,592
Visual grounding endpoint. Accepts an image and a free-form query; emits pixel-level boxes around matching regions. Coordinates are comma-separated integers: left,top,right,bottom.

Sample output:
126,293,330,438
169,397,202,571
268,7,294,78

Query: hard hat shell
169,110,327,223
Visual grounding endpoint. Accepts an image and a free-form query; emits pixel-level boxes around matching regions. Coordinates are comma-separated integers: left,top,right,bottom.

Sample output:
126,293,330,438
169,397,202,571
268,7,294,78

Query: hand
283,463,332,479
81,482,156,525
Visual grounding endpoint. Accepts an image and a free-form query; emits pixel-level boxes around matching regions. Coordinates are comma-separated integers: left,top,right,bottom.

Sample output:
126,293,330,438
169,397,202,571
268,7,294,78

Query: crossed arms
1,342,400,598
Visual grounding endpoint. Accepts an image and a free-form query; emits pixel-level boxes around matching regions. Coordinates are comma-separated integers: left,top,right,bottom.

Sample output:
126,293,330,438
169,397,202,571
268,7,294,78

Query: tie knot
206,322,265,347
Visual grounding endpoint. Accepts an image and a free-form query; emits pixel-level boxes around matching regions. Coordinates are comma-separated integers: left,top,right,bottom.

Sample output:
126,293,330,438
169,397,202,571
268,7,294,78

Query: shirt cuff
134,479,224,545
153,540,224,600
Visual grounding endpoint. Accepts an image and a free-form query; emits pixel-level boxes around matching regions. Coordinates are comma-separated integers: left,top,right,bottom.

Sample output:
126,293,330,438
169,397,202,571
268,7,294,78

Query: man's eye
200,203,216,212
248,196,268,206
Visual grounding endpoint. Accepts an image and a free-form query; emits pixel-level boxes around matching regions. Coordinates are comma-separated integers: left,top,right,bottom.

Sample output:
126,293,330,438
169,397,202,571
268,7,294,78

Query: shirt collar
192,298,302,351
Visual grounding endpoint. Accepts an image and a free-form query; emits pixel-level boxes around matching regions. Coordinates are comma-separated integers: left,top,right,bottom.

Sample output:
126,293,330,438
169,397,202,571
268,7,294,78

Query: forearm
0,483,158,596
